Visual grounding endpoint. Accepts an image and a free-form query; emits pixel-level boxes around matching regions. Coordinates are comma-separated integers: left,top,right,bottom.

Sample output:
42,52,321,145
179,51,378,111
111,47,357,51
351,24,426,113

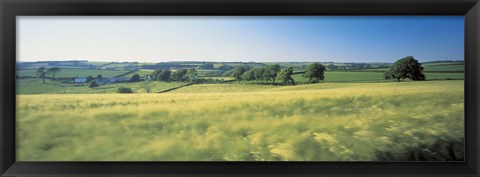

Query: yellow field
16,80,464,161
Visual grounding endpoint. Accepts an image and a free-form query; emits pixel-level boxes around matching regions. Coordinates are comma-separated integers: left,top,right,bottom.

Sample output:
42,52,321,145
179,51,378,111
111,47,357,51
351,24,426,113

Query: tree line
233,63,326,85
36,67,61,83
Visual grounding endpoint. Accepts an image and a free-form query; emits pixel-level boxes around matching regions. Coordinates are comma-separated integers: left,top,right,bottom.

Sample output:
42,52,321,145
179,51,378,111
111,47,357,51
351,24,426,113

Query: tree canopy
232,66,246,82
47,67,61,80
171,69,188,82
130,74,141,82
88,80,99,88
384,56,426,81
263,64,281,83
303,63,325,83
36,67,47,83
276,67,295,85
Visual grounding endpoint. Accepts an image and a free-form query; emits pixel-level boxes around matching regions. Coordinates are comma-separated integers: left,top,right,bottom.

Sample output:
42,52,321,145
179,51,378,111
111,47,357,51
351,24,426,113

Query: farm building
146,75,152,81
109,78,130,83
74,77,87,83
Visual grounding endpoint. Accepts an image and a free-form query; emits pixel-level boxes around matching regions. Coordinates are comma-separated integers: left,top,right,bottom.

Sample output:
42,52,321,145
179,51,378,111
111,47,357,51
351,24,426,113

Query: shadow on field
375,138,464,161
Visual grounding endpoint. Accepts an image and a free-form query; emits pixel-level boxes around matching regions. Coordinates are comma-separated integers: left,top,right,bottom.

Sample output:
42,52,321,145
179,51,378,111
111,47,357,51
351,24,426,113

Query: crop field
17,68,128,78
17,80,463,161
16,79,185,94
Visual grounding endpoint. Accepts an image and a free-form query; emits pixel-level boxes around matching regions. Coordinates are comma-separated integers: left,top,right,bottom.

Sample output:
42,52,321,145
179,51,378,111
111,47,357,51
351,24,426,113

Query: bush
117,87,133,93
88,80,99,88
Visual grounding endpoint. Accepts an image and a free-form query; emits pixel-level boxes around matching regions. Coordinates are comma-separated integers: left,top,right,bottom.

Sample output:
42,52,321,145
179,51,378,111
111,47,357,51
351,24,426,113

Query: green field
100,63,135,69
199,76,236,81
15,61,465,161
17,68,128,78
365,62,464,73
124,70,154,78
86,62,111,67
16,79,185,94
17,80,464,161
291,71,463,84
423,64,464,72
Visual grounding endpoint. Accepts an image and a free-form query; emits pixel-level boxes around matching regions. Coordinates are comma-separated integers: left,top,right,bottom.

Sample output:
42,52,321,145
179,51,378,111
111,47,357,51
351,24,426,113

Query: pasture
291,71,463,84
16,80,464,161
124,69,154,78
16,78,185,94
16,68,127,78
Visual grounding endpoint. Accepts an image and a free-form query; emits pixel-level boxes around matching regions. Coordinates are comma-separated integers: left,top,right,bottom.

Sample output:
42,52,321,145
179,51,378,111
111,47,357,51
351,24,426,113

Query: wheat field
16,80,464,161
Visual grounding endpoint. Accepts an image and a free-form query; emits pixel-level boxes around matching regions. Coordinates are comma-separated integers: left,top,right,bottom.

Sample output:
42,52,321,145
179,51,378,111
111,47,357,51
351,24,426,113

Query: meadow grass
16,80,464,161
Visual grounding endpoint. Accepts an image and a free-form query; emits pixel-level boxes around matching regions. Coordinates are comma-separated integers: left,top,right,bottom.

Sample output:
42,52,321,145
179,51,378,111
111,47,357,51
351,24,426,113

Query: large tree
276,67,295,85
140,81,153,93
171,69,188,82
47,67,61,80
158,70,172,82
36,67,47,83
303,63,325,83
130,74,141,82
263,64,281,83
253,68,265,83
187,68,198,82
86,75,94,83
152,69,163,81
232,66,246,82
384,56,425,81
88,80,99,88
241,69,256,83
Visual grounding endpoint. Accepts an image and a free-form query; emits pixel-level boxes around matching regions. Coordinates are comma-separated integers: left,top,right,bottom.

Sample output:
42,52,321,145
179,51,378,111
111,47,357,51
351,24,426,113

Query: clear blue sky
17,16,464,63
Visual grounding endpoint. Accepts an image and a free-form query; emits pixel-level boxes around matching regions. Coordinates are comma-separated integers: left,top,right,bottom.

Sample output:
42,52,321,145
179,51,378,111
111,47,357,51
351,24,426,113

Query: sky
17,16,464,63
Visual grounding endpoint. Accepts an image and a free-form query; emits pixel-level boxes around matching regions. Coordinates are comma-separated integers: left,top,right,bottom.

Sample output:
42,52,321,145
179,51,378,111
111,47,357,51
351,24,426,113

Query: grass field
199,76,236,81
423,64,464,72
17,68,128,78
16,79,185,94
365,62,464,73
124,70,154,78
291,72,464,84
100,63,134,69
86,62,111,67
17,80,464,161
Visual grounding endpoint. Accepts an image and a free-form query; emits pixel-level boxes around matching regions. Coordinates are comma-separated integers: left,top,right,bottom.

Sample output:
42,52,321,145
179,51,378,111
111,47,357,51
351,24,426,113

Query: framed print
1,0,479,176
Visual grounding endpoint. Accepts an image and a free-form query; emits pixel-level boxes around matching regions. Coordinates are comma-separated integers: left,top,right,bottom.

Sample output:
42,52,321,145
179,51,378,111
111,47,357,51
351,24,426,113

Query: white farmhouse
74,77,87,83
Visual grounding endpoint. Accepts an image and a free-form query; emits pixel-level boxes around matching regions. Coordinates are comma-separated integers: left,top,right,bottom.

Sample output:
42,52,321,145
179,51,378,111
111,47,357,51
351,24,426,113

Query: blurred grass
16,80,464,161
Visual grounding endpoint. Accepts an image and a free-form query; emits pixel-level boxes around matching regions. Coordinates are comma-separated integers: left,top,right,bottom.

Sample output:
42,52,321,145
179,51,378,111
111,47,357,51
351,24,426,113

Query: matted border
1,0,479,176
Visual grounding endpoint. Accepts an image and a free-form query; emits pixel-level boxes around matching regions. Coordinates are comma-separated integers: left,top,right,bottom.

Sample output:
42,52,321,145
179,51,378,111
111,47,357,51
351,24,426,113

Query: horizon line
16,59,465,64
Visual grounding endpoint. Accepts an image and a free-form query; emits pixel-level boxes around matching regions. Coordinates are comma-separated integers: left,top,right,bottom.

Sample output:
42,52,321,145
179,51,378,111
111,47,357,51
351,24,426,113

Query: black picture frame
1,0,479,176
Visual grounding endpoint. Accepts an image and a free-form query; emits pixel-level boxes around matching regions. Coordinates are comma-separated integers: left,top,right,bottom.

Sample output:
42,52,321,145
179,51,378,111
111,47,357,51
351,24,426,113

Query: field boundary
111,69,139,79
157,83,196,93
